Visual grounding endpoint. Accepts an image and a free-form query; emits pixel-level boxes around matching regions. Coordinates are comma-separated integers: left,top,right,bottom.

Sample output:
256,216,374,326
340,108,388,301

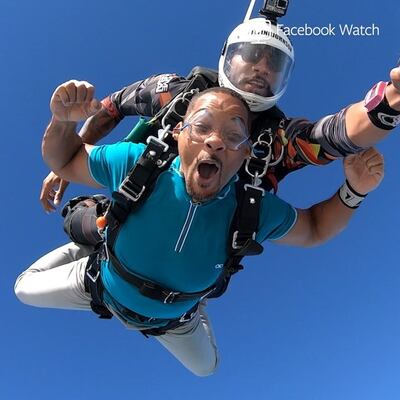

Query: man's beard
185,171,222,203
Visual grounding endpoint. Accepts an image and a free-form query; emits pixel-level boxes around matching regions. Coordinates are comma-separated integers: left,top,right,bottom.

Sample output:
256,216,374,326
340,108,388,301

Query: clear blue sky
1,1,400,399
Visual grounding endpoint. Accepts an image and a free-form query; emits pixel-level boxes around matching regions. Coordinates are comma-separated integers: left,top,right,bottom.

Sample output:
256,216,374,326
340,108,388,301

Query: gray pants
15,242,219,376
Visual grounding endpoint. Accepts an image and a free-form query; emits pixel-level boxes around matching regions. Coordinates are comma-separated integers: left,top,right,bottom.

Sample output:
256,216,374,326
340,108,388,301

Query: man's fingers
44,202,56,213
55,80,95,105
357,148,384,165
85,84,95,103
75,81,95,103
39,189,56,213
54,180,70,206
54,86,71,106
390,67,400,91
368,164,384,178
358,147,378,158
76,83,88,103
365,154,384,168
40,172,65,212
64,81,78,104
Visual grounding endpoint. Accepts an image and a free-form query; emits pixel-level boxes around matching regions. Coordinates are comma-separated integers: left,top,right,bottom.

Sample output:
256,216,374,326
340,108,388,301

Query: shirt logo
214,264,224,269
155,74,175,93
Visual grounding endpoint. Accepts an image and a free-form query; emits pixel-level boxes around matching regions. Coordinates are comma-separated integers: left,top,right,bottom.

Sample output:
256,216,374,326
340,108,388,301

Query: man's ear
172,122,183,141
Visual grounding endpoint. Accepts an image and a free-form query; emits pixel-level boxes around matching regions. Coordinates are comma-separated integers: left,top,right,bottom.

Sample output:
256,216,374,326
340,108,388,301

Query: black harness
82,132,266,330
75,67,286,334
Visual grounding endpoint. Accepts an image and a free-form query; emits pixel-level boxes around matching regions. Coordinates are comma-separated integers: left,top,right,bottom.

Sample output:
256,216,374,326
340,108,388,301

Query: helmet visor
223,42,293,98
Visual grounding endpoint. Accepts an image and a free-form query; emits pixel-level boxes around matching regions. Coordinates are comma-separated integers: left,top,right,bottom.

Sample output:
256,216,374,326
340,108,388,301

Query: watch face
364,81,387,112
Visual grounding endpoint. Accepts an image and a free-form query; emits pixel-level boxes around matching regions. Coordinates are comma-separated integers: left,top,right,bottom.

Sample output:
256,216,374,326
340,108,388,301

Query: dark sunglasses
231,43,284,72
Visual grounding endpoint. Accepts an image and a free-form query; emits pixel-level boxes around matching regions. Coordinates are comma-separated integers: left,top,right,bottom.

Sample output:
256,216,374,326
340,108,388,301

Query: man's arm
280,66,400,174
276,148,384,247
345,68,400,148
41,80,102,187
78,73,186,143
40,74,189,211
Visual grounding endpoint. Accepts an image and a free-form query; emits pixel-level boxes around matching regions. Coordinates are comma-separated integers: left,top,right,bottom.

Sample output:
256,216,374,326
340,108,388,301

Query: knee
14,273,35,306
191,353,220,377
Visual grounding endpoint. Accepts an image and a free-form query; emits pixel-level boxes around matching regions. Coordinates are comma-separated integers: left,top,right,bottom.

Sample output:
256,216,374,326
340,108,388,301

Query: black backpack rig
62,67,286,334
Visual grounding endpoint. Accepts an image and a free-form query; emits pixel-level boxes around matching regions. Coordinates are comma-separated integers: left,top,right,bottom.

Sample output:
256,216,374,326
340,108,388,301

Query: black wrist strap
338,180,367,209
367,84,400,130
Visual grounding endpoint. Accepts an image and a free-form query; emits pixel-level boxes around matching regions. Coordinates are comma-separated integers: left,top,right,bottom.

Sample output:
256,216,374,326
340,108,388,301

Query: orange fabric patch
159,92,173,108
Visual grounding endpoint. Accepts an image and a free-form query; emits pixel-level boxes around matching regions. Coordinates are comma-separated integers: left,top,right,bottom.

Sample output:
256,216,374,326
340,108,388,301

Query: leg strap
84,253,113,319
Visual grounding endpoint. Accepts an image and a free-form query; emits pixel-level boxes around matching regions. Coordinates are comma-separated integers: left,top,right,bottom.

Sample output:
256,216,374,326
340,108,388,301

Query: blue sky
1,0,400,398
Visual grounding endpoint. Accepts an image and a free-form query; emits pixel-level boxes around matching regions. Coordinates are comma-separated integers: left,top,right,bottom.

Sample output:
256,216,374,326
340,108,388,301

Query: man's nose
204,133,226,152
252,56,270,74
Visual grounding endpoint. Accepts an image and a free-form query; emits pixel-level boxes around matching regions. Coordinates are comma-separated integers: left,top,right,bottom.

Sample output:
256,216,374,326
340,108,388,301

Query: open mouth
197,160,220,180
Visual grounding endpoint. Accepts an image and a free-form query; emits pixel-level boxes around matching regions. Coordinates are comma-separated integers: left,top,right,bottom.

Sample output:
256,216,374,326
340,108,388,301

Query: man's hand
343,147,384,195
390,66,400,92
40,172,70,213
50,80,101,122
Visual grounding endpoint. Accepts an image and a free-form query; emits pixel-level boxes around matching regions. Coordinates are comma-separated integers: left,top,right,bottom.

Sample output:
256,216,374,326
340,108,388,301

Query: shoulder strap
207,106,289,299
106,136,176,250
208,181,265,299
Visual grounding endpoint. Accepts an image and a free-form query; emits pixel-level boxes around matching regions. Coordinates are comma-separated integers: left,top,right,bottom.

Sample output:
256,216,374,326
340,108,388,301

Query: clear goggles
181,109,250,151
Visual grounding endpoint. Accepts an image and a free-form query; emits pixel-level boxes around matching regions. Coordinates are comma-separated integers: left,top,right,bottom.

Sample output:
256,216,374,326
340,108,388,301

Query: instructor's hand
390,66,400,92
40,171,70,213
50,80,101,122
343,147,384,195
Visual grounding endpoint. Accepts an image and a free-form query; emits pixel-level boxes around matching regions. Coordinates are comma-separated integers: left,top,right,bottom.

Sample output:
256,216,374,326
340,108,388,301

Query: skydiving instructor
40,1,400,209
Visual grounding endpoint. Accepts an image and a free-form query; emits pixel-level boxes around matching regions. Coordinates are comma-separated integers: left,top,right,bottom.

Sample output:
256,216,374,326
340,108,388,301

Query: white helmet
218,18,294,112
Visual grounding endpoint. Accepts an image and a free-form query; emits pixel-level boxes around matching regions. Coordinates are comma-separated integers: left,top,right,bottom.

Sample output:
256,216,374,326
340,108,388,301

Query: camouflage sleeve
284,107,364,166
100,74,191,121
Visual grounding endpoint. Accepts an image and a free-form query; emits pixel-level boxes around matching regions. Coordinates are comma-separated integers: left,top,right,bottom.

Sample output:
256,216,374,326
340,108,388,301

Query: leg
14,242,93,310
155,300,219,377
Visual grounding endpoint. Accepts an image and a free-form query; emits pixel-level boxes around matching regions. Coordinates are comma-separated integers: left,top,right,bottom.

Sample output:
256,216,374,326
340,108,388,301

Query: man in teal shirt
16,81,384,376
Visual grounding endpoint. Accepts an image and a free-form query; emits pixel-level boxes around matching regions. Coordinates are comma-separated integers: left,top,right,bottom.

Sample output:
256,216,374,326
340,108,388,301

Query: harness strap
107,245,216,304
107,136,176,249
84,248,199,336
100,136,219,304
84,252,113,319
149,67,218,137
119,136,170,204
207,182,265,299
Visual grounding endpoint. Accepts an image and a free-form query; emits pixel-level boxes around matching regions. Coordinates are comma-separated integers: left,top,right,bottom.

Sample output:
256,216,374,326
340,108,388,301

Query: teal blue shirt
88,142,297,321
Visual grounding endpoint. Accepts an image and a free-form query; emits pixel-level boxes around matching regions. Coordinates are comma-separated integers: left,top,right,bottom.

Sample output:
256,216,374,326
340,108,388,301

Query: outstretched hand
343,147,384,195
390,66,400,92
50,80,101,122
40,171,70,213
